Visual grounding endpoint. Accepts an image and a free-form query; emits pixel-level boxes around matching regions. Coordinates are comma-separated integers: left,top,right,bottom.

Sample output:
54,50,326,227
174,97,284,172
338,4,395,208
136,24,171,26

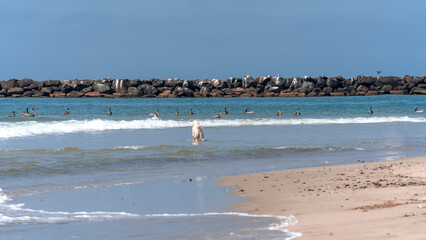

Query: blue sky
1,0,425,80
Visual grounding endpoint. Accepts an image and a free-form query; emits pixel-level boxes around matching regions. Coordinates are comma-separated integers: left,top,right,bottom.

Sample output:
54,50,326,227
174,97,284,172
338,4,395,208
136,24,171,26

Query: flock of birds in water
8,106,424,118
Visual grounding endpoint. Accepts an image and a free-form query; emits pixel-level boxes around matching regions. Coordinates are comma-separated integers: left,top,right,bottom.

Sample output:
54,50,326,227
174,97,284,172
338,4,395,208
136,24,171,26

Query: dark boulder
183,80,195,89
31,91,45,97
312,88,322,94
199,86,211,97
404,75,424,85
210,89,224,97
357,85,369,92
301,81,315,92
198,80,212,89
255,85,265,93
381,85,393,93
267,77,285,88
227,78,242,88
67,91,84,98
316,78,327,88
43,80,61,87
266,86,281,93
157,87,173,93
17,78,34,88
174,87,194,97
129,79,141,87
342,78,356,88
411,87,426,95
80,86,93,94
23,83,39,91
151,79,164,87
127,87,142,97
7,87,24,95
40,87,52,96
165,78,183,88
111,79,130,93
326,78,342,89
62,79,79,93
257,76,272,86
322,87,333,94
93,82,112,94
1,79,17,89
139,84,158,96
290,78,302,90
377,76,403,87
356,76,375,87
242,75,256,88
78,80,94,89
23,91,33,97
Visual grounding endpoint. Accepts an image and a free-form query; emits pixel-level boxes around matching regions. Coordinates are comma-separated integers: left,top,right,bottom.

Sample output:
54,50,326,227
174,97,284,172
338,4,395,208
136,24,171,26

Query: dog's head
192,120,200,126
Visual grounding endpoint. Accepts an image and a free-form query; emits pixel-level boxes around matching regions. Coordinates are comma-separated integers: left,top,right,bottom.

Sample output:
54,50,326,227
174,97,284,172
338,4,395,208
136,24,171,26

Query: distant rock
1,79,17,89
93,82,112,94
7,87,24,95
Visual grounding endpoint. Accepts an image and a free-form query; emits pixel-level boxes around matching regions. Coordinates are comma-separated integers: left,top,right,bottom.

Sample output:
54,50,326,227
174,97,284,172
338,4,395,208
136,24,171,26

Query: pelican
20,108,29,115
149,109,159,117
188,107,193,115
369,106,373,115
108,107,112,116
244,107,254,114
21,108,35,117
176,108,180,115
63,108,70,115
414,106,424,113
275,109,282,116
213,111,222,118
224,108,228,115
295,108,301,116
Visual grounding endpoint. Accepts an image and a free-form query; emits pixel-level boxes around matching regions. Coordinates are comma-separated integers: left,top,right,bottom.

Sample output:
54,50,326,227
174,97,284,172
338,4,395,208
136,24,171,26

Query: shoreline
220,156,426,239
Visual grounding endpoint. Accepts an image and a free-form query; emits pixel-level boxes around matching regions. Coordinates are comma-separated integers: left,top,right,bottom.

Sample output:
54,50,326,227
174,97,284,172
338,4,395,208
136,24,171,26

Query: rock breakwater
0,75,425,98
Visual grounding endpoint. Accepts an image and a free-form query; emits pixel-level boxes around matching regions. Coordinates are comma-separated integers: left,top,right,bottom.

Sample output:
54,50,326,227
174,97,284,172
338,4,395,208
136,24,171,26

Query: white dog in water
192,120,204,142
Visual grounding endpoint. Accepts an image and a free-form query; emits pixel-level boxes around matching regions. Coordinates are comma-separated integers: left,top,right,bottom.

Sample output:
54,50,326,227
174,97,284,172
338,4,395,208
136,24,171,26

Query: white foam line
0,116,424,139
146,212,302,238
0,188,140,226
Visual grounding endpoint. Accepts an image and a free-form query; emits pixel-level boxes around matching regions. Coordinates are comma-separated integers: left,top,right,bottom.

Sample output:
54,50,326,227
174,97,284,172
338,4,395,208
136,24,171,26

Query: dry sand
220,156,426,239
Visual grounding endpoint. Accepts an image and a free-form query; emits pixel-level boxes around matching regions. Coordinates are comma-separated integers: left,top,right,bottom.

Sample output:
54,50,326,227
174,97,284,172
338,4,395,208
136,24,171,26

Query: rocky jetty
0,75,425,98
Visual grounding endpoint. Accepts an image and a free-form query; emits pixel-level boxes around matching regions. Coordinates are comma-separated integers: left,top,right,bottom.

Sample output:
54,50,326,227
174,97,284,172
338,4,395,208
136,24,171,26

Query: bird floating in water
275,109,282,116
295,108,301,116
244,107,254,114
414,106,424,113
213,111,222,118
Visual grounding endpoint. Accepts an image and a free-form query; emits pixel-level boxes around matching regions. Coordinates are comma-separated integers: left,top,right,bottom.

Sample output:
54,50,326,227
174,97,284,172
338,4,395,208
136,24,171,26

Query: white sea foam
0,188,139,226
1,188,301,238
114,145,146,150
0,116,424,139
145,212,301,238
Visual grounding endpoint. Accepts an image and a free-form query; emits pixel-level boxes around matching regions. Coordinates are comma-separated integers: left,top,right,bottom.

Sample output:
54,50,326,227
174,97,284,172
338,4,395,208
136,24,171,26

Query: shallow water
0,96,424,239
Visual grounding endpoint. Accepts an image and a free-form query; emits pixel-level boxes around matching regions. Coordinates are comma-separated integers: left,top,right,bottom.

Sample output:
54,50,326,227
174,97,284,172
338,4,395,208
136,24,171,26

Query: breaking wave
257,146,365,152
0,116,424,139
0,188,139,226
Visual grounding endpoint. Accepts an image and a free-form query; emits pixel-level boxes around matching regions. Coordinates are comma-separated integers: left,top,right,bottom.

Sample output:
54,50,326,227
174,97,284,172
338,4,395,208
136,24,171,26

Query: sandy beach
220,156,426,239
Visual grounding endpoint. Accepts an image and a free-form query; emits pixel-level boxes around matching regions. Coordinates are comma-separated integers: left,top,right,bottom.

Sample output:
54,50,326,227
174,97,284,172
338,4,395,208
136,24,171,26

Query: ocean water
0,95,425,239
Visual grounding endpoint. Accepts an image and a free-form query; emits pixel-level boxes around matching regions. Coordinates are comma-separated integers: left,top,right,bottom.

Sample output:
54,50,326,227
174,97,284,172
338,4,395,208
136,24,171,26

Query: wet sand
220,156,426,239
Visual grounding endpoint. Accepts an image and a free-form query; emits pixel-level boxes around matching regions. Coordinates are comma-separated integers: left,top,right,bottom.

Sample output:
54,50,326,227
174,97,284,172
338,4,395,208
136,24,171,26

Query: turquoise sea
0,95,425,239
